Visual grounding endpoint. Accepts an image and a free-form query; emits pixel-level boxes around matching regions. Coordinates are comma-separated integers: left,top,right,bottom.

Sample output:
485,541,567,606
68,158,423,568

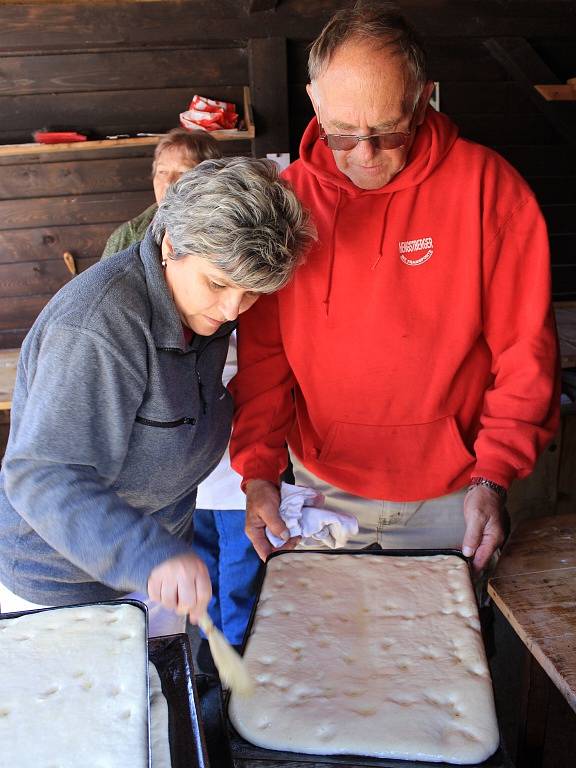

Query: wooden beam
0,47,248,97
4,2,573,52
248,37,289,158
247,0,278,13
0,191,154,231
483,37,576,143
484,37,560,85
0,224,121,265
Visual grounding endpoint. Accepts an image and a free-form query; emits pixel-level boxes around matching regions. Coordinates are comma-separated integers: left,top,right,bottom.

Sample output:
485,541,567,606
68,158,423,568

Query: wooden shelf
0,86,255,158
535,83,576,101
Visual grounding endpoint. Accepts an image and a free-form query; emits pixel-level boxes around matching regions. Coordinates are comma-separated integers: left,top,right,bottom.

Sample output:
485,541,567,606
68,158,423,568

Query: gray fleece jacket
0,228,235,605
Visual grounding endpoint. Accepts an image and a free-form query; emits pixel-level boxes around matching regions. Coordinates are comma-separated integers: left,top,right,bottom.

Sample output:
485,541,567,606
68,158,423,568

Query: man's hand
245,479,300,561
147,552,211,624
462,485,507,573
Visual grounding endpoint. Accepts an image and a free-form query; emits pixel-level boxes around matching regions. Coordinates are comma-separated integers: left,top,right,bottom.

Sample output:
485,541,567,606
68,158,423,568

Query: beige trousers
0,581,186,638
290,452,467,552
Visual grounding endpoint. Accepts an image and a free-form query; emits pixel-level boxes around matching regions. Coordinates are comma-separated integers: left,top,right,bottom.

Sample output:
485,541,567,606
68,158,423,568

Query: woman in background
102,127,221,257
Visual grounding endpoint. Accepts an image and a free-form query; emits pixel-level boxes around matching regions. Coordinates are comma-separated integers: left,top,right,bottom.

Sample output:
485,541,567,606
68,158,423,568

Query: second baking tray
0,602,209,768
149,633,210,768
0,599,152,766
226,547,512,768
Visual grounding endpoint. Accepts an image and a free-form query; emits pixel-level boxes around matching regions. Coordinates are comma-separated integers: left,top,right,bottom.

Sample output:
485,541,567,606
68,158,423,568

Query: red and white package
191,94,236,114
181,109,224,131
180,95,238,132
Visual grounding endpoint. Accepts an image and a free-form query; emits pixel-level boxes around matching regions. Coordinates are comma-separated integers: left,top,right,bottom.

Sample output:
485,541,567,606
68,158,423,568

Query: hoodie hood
295,107,460,314
299,107,459,197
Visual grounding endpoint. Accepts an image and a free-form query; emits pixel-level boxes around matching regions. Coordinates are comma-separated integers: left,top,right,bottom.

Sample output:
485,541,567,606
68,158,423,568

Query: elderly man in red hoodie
230,2,559,574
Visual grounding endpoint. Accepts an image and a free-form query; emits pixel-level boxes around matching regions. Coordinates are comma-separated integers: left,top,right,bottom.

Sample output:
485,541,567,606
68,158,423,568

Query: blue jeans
193,509,261,646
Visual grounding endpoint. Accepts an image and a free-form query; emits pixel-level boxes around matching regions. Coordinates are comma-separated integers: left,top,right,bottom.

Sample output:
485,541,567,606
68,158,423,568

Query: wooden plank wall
0,0,575,348
0,145,153,347
0,22,253,347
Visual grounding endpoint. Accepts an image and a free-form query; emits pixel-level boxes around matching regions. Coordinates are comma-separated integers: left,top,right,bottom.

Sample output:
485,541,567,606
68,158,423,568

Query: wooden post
248,37,290,158
517,651,551,768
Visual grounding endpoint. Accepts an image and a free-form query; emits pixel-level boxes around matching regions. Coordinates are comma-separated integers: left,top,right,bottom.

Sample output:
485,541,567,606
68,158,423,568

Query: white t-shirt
195,332,245,510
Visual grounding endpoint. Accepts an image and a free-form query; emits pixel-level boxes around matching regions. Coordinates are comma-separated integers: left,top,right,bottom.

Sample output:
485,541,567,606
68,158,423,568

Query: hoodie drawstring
372,195,393,270
323,186,342,317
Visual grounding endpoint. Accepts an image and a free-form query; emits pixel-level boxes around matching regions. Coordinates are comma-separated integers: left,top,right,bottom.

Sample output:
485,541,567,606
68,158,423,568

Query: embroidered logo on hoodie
399,236,433,266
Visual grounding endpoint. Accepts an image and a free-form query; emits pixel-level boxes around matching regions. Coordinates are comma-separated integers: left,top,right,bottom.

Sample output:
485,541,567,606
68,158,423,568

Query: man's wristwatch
467,476,507,501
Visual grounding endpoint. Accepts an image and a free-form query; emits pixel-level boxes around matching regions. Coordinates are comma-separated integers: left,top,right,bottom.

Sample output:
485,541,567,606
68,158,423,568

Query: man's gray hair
152,156,315,293
308,1,427,110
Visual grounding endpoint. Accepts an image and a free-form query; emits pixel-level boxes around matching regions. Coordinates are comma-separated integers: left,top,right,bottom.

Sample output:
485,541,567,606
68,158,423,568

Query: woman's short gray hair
152,156,316,293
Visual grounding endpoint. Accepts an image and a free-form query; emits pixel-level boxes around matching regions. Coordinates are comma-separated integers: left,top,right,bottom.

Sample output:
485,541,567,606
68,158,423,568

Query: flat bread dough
149,662,172,768
0,603,149,767
229,553,499,764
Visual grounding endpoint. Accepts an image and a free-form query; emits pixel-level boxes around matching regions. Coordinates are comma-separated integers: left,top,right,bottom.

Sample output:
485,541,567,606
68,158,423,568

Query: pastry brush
197,612,253,696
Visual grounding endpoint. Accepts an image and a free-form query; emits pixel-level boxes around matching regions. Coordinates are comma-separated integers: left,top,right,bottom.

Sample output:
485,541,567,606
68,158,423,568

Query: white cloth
266,482,359,549
195,331,245,510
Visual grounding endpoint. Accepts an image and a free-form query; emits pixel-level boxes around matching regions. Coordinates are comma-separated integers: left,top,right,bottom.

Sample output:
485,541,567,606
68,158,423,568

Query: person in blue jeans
194,331,261,653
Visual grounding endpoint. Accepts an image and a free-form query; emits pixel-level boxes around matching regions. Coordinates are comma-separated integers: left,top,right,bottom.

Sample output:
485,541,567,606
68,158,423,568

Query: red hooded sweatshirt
230,109,559,501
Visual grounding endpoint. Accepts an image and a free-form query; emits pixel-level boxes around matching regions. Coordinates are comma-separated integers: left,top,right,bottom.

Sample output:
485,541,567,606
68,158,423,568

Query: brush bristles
198,613,254,697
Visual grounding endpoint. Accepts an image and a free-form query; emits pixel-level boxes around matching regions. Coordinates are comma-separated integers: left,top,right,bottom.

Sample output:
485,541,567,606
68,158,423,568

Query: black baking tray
0,601,212,768
149,633,210,768
0,599,152,766
223,547,512,768
195,671,235,768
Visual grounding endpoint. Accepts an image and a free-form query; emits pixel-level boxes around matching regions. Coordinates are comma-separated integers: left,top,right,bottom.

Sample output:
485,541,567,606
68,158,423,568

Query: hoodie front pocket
318,416,474,499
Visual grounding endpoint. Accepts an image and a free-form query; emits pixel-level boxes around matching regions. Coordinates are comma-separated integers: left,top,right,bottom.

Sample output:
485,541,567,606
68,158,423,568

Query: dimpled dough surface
0,603,149,767
229,553,499,764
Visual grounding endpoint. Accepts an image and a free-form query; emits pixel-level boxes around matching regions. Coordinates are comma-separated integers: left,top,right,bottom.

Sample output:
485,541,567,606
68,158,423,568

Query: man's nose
353,137,377,163
168,172,181,186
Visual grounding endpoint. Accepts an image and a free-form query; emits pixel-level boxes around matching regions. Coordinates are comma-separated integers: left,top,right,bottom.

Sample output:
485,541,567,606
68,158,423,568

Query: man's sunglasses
319,124,411,151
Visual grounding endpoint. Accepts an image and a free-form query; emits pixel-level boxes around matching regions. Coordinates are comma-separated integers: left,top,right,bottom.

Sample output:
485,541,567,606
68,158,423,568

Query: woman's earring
161,258,167,269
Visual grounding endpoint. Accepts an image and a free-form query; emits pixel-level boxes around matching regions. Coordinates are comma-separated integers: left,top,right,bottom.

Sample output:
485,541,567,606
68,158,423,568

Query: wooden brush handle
63,251,77,275
198,612,214,635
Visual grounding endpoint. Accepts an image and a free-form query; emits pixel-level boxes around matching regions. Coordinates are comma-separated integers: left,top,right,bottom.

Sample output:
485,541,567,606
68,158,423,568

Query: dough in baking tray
229,553,499,764
0,602,149,767
149,661,172,768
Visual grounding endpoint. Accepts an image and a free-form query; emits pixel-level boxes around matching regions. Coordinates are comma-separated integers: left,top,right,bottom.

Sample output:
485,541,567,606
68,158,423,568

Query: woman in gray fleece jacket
0,157,314,634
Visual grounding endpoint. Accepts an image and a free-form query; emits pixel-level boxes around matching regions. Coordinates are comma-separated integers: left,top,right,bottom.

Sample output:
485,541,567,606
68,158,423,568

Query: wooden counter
488,513,576,766
488,513,576,714
0,348,18,411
